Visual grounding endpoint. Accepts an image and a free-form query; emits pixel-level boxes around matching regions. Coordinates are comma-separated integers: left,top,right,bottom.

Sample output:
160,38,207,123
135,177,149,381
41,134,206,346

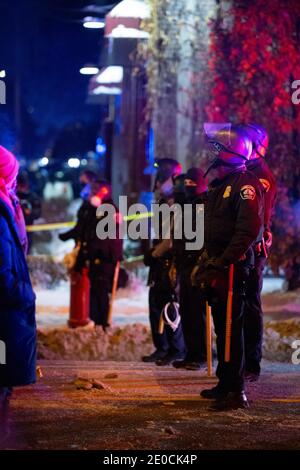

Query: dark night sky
0,0,119,158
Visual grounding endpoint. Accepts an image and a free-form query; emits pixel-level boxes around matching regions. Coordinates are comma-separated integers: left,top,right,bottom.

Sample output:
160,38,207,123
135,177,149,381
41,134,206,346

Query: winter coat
0,199,36,387
61,200,123,280
204,170,264,266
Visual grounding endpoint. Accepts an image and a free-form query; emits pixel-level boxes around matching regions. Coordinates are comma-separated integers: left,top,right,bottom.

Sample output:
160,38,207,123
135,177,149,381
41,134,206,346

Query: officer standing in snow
84,180,122,328
193,124,263,410
173,168,208,370
142,158,186,365
60,177,122,328
239,124,277,382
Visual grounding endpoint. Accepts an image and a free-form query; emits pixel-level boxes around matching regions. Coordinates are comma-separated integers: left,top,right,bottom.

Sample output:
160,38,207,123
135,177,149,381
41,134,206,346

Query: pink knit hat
0,145,19,187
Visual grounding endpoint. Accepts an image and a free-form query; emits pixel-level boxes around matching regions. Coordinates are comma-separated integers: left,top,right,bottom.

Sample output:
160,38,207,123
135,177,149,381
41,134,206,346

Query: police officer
240,124,277,382
60,178,122,328
195,124,263,410
173,168,208,370
142,158,186,364
85,180,123,328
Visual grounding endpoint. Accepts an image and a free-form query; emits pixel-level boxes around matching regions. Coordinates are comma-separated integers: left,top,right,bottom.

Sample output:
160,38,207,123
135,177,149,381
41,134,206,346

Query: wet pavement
0,360,299,450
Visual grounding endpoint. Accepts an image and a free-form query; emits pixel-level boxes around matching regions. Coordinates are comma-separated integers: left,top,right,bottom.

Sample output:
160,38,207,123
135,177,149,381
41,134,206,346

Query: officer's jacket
145,196,175,288
204,169,263,266
174,192,206,271
62,200,123,265
83,200,123,265
246,158,277,231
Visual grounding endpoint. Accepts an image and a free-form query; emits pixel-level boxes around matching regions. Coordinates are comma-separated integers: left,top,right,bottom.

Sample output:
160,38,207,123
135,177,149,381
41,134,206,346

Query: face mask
186,186,199,199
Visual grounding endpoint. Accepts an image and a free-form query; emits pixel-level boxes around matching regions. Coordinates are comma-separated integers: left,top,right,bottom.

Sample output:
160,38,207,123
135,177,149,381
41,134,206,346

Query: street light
39,157,49,167
68,158,81,168
79,65,99,75
83,16,105,29
0,70,6,78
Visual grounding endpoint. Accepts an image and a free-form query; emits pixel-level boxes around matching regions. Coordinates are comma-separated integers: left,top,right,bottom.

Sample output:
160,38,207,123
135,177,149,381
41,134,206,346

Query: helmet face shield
203,122,252,177
204,122,252,161
204,122,232,142
204,122,233,161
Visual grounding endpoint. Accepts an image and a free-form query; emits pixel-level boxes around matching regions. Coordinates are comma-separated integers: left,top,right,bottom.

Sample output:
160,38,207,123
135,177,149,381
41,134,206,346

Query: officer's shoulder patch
223,185,232,198
259,178,271,193
240,185,256,200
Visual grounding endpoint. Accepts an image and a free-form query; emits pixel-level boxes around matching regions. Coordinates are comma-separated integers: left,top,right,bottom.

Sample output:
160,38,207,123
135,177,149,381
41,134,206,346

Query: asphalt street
0,360,299,450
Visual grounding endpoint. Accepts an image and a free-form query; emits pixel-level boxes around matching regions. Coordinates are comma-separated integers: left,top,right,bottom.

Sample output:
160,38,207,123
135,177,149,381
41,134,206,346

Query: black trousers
179,267,207,363
149,285,186,357
89,267,113,327
244,257,266,375
210,265,249,393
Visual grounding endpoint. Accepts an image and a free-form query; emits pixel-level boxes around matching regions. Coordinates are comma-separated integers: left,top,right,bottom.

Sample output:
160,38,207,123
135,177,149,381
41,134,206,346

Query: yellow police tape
26,212,154,233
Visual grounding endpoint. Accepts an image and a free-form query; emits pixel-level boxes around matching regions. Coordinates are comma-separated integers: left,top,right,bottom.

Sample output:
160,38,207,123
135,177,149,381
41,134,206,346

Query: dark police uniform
144,198,185,362
203,169,263,393
60,200,123,327
244,158,277,376
176,194,207,366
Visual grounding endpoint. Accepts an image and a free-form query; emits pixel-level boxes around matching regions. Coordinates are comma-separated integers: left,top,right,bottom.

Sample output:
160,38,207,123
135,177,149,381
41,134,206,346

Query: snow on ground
36,276,149,327
36,275,299,328
262,277,284,293
35,275,300,362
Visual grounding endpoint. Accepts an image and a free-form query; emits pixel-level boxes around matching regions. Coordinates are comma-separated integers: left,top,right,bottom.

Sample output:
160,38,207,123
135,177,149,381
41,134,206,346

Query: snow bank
263,318,300,362
36,318,300,363
37,324,153,361
263,288,300,317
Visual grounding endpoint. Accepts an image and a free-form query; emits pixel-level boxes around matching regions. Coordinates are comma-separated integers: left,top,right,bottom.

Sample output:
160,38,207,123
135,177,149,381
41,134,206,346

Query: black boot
245,371,260,382
200,385,228,400
156,353,185,366
211,391,249,411
142,350,167,363
172,359,189,369
185,362,202,371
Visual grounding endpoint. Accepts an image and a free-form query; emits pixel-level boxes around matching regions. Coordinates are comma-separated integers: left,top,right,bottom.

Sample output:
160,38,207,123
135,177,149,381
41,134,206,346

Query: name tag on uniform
223,186,232,198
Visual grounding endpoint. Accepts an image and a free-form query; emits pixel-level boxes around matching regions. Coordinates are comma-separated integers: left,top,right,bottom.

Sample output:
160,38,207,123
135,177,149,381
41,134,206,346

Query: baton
225,264,234,362
107,261,120,326
206,301,213,377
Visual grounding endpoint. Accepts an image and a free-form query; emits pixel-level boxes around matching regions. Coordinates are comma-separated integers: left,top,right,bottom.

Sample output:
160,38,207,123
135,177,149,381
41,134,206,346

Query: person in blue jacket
0,145,36,407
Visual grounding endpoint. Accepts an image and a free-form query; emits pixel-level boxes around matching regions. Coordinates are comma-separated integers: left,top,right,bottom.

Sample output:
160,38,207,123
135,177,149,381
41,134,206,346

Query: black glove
59,232,69,242
193,258,228,303
204,257,225,271
143,248,156,267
